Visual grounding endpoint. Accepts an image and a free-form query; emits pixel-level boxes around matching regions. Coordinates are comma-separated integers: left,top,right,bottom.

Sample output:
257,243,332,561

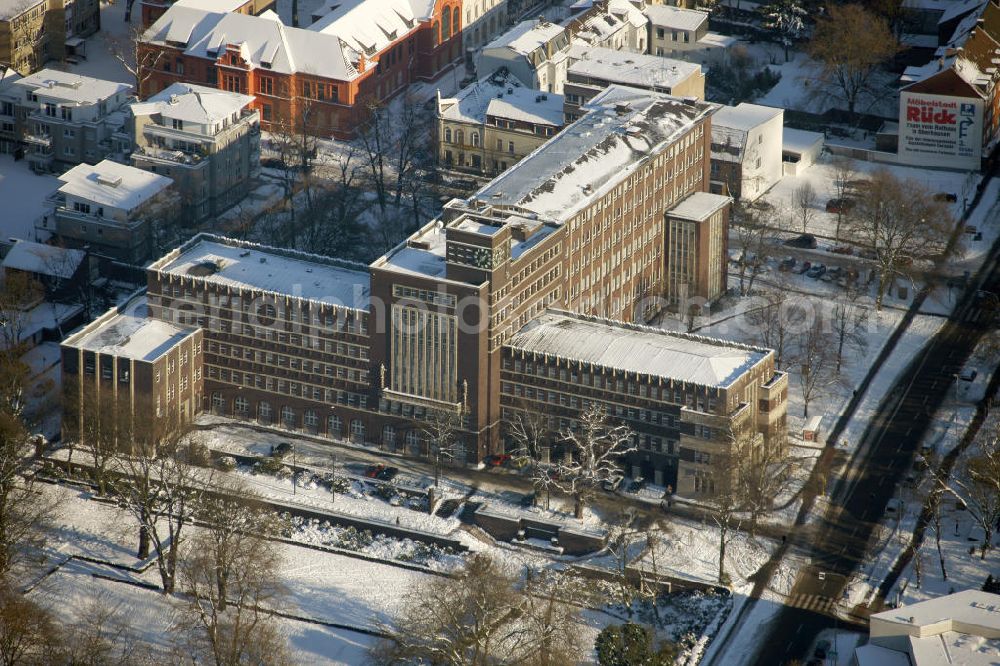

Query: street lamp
292,443,296,496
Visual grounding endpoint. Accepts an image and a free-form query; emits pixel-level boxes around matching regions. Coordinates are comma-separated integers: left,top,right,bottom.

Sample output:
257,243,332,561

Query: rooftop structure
153,236,372,308
644,4,708,32
508,310,769,388
71,298,197,361
862,590,1000,666
484,19,566,55
474,85,716,220
132,82,254,126
666,191,731,221
309,0,427,58
711,102,782,133
58,160,173,212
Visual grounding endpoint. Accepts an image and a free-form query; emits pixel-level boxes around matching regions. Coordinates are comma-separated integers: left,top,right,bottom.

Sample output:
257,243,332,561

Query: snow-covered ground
0,156,60,241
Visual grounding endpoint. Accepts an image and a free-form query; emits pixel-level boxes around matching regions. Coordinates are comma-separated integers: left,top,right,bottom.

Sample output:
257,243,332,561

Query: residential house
478,19,572,93
2,239,88,299
1,0,98,74
0,68,131,172
41,159,174,264
565,0,647,53
437,68,563,174
141,0,275,29
130,82,260,222
562,45,704,121
709,102,784,201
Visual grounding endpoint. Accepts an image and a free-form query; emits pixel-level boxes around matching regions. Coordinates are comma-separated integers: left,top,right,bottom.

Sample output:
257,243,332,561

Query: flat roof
70,297,195,361
440,70,564,127
711,102,782,132
0,0,43,21
58,160,173,211
871,590,1000,635
782,127,824,154
12,69,130,104
475,85,716,222
667,192,731,221
507,310,769,388
156,236,371,308
567,45,701,91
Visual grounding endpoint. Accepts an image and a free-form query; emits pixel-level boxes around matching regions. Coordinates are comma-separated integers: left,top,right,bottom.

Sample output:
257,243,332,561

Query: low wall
472,504,606,555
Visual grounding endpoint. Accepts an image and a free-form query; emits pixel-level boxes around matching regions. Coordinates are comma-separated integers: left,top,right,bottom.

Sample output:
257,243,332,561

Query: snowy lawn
0,156,60,241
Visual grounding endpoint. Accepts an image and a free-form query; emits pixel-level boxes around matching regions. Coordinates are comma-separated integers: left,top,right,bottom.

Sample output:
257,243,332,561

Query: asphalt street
747,250,1000,665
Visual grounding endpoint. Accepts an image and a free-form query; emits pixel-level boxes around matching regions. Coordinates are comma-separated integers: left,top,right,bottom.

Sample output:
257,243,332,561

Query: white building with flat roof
709,102,784,201
857,590,1000,666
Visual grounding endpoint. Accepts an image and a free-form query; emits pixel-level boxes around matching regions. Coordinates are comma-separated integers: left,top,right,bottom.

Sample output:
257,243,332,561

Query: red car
485,454,512,467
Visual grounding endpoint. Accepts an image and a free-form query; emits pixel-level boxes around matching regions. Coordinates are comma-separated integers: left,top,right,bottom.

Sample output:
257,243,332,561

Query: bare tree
420,408,464,488
808,4,900,116
731,202,772,297
830,288,868,375
508,408,553,507
746,286,800,367
945,428,1000,559
927,468,949,582
794,319,839,418
175,484,291,666
0,587,58,665
59,591,155,665
794,181,816,233
111,431,204,593
372,554,583,665
847,169,955,310
829,156,857,241
730,427,798,535
711,486,741,587
108,25,164,95
552,403,637,519
759,0,806,62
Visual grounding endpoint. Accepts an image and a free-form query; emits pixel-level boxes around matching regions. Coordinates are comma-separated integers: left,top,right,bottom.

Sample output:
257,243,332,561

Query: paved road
747,247,1000,665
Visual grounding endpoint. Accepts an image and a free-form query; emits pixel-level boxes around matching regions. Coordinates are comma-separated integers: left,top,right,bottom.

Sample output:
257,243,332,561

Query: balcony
133,144,206,167
22,132,51,147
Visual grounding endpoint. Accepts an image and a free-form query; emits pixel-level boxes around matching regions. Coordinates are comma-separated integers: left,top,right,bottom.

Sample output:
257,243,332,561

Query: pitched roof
12,69,131,105
309,0,423,61
144,6,359,81
2,240,85,279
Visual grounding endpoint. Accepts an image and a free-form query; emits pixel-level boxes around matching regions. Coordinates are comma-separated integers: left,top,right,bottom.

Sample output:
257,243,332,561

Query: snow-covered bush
217,456,237,472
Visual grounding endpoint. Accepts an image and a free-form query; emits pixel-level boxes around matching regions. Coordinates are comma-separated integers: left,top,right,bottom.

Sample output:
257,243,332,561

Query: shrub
217,455,237,472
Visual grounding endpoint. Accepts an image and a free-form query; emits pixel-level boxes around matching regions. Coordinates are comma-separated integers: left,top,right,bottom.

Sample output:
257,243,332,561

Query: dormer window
261,61,271,69
230,54,238,65
172,118,183,130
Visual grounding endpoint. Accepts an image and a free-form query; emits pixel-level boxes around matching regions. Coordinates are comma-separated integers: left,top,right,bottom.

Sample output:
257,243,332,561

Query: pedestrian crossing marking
787,594,836,614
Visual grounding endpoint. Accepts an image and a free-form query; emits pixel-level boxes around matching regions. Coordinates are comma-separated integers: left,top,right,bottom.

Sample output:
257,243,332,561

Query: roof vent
168,94,180,105
507,87,513,94
239,250,251,257
583,184,593,194
259,257,267,263
96,174,122,188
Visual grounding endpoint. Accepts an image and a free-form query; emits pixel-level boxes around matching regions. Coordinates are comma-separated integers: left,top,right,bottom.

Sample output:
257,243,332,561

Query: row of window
206,365,369,406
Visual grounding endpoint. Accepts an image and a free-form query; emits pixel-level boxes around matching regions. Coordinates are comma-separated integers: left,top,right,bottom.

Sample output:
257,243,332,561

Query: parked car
959,368,978,382
845,179,871,191
272,442,293,458
784,234,818,249
376,466,399,481
794,261,812,275
825,197,856,214
778,256,797,272
519,492,536,507
831,245,854,255
485,454,512,467
813,639,831,660
602,476,623,492
626,477,646,493
806,264,827,279
364,464,386,478
452,178,478,190
933,192,958,202
510,456,529,469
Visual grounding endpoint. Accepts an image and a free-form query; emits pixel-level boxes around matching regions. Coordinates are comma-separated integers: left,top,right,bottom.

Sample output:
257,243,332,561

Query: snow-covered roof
569,0,647,43
144,6,359,82
133,82,254,125
377,220,449,279
11,69,131,105
58,160,173,211
69,297,196,361
8,302,82,349
440,69,564,126
869,590,1000,666
0,0,43,21
853,644,911,666
644,4,708,31
484,20,566,56
157,236,371,308
782,127,823,154
697,32,738,48
667,192,731,222
474,85,717,222
939,0,986,24
309,0,424,62
711,102,782,132
2,240,85,279
567,45,701,91
507,310,770,388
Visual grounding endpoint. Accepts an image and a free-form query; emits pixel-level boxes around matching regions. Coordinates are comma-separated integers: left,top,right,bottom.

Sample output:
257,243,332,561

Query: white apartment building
0,69,132,172
646,4,735,67
42,159,174,264
478,19,572,92
709,102,784,202
129,83,260,222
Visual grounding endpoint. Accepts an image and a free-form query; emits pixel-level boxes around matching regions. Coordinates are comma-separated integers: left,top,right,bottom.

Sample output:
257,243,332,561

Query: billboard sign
898,91,983,170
